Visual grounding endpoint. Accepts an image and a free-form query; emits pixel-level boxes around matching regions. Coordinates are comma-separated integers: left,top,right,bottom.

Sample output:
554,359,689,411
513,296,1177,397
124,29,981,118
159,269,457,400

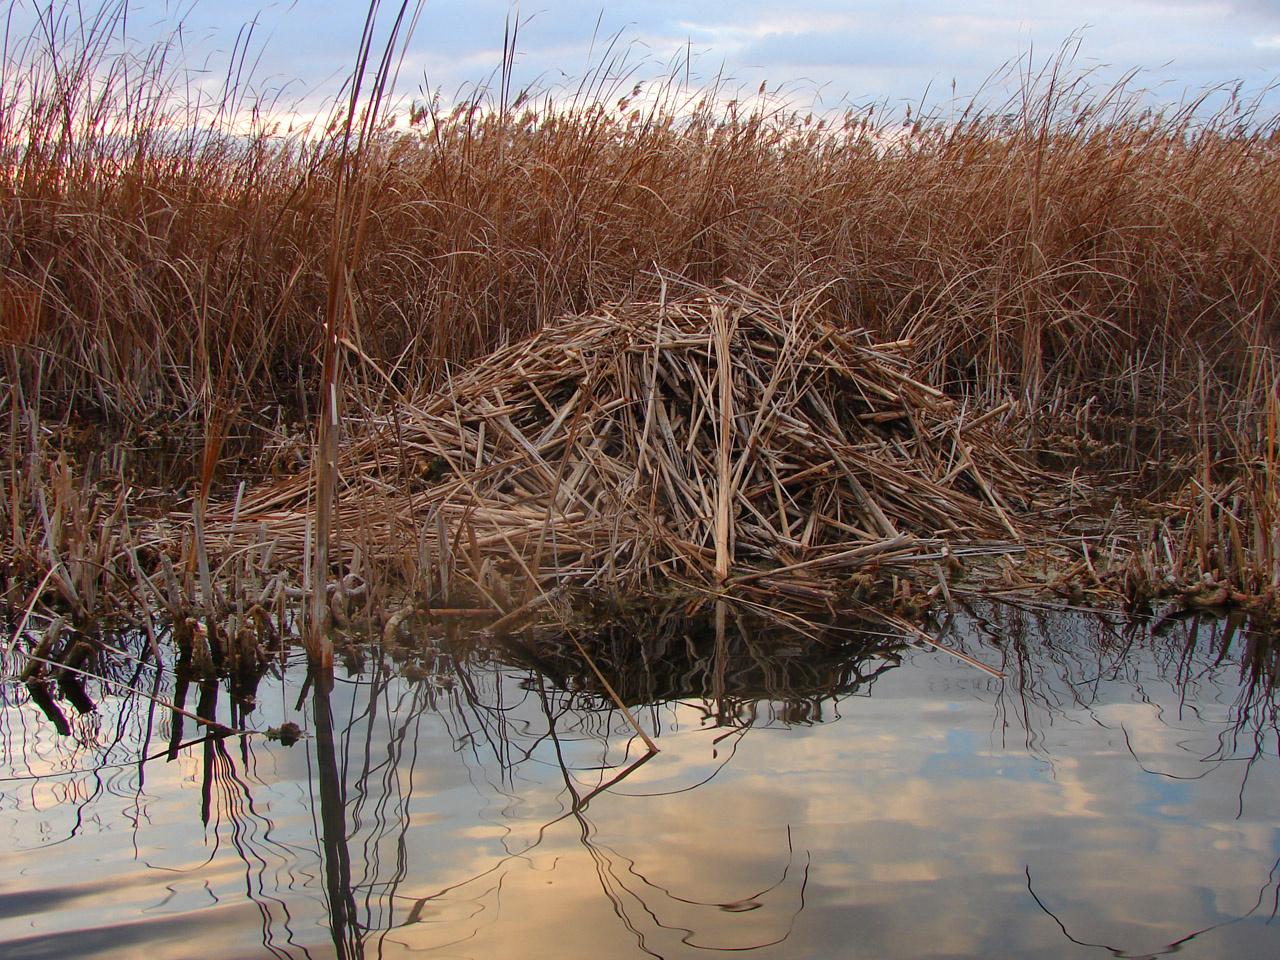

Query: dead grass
3,11,1276,423
2,4,1279,652
213,282,1048,615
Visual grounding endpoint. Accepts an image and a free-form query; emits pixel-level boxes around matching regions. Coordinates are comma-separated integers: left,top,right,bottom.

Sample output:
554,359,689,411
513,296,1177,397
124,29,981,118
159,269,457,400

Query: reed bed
1107,354,1280,617
2,3,1279,665
2,9,1276,425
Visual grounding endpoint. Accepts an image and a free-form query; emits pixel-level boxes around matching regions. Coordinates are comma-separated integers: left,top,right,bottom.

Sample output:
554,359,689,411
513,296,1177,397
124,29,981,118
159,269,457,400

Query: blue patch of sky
8,1,1279,116
916,727,1049,782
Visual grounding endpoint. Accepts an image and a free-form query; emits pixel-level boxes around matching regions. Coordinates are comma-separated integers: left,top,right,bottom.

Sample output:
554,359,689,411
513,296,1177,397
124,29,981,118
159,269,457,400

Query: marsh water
2,602,1278,960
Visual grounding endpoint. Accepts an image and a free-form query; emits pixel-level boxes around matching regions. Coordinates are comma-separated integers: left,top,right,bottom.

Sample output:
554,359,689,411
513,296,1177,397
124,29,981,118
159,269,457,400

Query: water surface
2,603,1278,959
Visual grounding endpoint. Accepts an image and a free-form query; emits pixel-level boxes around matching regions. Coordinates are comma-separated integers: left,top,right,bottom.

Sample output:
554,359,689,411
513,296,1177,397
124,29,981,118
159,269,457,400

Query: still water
2,602,1278,959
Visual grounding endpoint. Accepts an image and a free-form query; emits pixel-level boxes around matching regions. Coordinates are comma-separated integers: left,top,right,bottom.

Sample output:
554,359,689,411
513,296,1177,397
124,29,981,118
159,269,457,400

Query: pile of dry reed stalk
219,283,1050,611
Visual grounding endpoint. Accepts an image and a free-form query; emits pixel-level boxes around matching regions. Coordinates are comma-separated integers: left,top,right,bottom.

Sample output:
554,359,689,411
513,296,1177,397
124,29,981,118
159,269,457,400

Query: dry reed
2,4,1278,653
214,281,1049,609
2,13,1274,424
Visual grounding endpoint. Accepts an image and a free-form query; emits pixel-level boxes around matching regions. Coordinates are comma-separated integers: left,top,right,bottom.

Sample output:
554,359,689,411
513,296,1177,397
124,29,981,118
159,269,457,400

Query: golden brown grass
2,4,1279,649
3,10,1276,421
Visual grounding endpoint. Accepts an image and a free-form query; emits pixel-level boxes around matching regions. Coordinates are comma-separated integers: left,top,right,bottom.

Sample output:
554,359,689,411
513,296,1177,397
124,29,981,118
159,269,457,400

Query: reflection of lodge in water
297,603,910,959
480,602,908,727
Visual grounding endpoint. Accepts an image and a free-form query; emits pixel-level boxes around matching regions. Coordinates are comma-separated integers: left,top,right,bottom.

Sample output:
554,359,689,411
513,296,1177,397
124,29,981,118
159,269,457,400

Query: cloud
7,0,1277,114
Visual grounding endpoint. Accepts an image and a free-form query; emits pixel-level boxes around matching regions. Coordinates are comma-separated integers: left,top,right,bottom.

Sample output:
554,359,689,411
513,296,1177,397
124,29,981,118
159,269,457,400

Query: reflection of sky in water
0,605,1278,959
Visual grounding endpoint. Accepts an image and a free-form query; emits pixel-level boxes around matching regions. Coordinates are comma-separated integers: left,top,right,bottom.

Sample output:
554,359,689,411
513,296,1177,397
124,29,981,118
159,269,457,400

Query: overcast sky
17,1,1280,117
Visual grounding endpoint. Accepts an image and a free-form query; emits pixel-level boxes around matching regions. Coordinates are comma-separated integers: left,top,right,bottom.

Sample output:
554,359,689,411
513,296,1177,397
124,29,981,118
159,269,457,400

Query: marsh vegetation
1,3,1279,955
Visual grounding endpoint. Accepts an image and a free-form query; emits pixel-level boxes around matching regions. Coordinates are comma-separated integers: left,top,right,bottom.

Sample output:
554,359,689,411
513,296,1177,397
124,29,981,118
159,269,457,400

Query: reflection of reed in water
969,600,1280,767
960,600,1280,958
4,603,1280,959
273,603,905,958
243,605,1280,958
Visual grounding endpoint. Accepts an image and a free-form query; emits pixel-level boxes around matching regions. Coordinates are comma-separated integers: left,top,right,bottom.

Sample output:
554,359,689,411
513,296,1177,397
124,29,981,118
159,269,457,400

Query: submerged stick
566,632,660,755
5,567,59,659
488,585,566,636
726,534,914,586
893,620,1005,679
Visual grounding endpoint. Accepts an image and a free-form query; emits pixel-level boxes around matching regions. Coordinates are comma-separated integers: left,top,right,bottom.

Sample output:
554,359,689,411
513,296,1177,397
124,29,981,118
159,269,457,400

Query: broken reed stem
308,378,339,671
888,617,1006,679
5,567,59,659
713,304,734,584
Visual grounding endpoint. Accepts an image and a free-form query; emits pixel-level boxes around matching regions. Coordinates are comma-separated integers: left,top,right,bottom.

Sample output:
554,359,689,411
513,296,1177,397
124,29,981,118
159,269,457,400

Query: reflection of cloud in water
0,603,1277,958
